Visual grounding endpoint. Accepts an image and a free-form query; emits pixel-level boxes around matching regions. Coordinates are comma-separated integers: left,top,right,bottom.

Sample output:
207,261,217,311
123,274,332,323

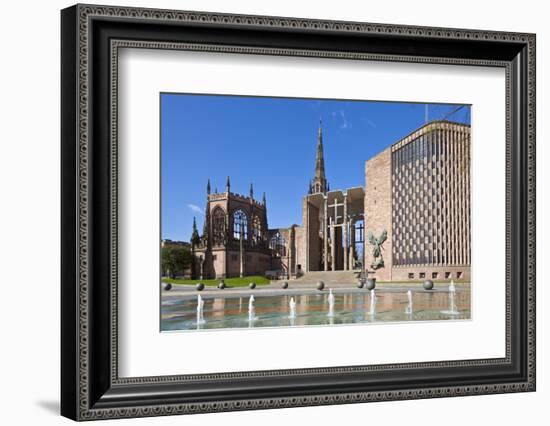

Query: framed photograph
61,4,536,421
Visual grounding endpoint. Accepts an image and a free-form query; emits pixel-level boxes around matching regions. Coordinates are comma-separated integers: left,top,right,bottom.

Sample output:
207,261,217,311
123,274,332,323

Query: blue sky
161,94,470,242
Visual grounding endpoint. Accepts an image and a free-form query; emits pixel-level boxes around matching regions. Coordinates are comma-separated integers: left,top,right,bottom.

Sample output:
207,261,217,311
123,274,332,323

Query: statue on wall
367,229,387,270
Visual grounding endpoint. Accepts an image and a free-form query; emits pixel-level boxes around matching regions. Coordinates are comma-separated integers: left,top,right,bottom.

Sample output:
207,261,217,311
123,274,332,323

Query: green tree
161,245,192,278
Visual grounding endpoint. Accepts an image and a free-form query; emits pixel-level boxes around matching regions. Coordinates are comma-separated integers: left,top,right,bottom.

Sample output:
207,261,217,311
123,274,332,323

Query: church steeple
249,182,254,199
226,176,231,193
206,178,211,195
191,216,200,245
310,120,328,194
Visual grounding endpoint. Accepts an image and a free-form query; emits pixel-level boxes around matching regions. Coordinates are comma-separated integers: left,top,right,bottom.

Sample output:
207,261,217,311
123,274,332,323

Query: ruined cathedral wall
298,198,309,272
224,250,271,278
364,147,393,281
244,251,271,276
210,248,226,279
301,197,321,272
227,198,252,235
268,226,302,277
225,250,241,277
294,226,305,276
208,199,228,211
226,196,267,239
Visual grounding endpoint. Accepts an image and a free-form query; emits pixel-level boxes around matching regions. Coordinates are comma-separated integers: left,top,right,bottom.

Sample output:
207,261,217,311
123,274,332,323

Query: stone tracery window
252,214,262,245
270,232,286,257
233,209,248,240
212,207,226,246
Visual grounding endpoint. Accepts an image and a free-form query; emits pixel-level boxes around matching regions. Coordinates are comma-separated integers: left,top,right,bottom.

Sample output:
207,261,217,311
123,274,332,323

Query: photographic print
160,94,471,332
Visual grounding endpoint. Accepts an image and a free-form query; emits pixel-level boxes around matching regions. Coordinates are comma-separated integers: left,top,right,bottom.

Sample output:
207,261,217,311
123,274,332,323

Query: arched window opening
233,210,248,240
270,232,287,257
252,215,262,245
212,208,226,245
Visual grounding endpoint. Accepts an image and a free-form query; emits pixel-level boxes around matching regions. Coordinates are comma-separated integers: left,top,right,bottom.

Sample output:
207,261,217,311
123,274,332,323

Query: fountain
289,297,297,319
368,289,376,316
196,294,205,325
405,290,413,315
248,295,256,322
160,281,472,331
327,289,335,317
442,280,460,315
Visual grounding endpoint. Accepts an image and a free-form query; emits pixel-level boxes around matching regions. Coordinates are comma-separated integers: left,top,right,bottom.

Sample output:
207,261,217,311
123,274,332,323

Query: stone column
225,211,230,277
330,222,336,272
349,219,355,270
239,223,245,278
343,193,348,271
287,227,293,279
323,196,328,271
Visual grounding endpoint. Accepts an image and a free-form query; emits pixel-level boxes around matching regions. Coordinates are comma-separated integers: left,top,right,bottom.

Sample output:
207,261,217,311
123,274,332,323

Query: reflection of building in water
211,298,225,318
189,120,470,281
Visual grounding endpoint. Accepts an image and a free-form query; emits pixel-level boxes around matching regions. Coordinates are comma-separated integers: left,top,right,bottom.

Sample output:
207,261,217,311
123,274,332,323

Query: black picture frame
61,4,536,421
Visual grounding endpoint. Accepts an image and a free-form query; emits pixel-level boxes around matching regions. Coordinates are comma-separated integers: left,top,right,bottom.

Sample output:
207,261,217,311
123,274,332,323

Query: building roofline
366,119,470,162
207,191,265,207
392,119,470,148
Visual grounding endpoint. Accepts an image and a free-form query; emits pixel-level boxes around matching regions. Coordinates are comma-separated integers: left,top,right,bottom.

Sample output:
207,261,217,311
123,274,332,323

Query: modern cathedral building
190,119,471,282
365,120,471,281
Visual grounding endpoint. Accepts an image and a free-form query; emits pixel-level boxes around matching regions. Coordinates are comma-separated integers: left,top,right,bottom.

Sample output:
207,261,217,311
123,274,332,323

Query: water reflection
161,289,471,332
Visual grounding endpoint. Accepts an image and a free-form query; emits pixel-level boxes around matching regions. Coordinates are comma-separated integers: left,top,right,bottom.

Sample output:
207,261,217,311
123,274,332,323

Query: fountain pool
161,287,470,332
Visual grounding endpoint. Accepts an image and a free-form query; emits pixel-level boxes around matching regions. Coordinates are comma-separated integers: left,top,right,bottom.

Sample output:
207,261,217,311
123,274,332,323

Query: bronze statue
367,229,387,270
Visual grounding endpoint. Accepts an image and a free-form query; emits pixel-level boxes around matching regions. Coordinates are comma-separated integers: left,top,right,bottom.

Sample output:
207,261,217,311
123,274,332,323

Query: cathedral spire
310,119,328,194
315,120,326,181
191,216,200,245
206,178,211,195
249,182,254,199
262,191,266,206
226,176,231,193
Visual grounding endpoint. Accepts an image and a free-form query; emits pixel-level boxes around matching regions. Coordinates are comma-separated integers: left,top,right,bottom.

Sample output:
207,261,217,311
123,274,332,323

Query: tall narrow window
354,219,364,243
270,232,286,257
233,210,248,240
212,208,226,246
252,214,262,245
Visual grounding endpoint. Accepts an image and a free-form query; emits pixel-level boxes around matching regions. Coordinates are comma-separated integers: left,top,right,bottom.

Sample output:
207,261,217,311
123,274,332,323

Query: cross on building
328,198,345,225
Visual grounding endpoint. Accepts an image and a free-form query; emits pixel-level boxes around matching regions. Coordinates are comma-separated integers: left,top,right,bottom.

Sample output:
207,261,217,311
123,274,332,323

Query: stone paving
162,271,470,301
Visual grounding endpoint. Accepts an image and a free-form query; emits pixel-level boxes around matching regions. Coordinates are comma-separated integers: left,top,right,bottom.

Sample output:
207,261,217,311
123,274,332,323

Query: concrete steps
294,270,361,285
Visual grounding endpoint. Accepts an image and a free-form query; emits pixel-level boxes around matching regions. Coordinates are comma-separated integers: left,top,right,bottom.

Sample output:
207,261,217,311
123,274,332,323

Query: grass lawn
162,275,271,287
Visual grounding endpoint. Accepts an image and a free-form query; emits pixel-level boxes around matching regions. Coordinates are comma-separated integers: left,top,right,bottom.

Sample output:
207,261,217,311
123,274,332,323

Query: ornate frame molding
61,4,536,421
